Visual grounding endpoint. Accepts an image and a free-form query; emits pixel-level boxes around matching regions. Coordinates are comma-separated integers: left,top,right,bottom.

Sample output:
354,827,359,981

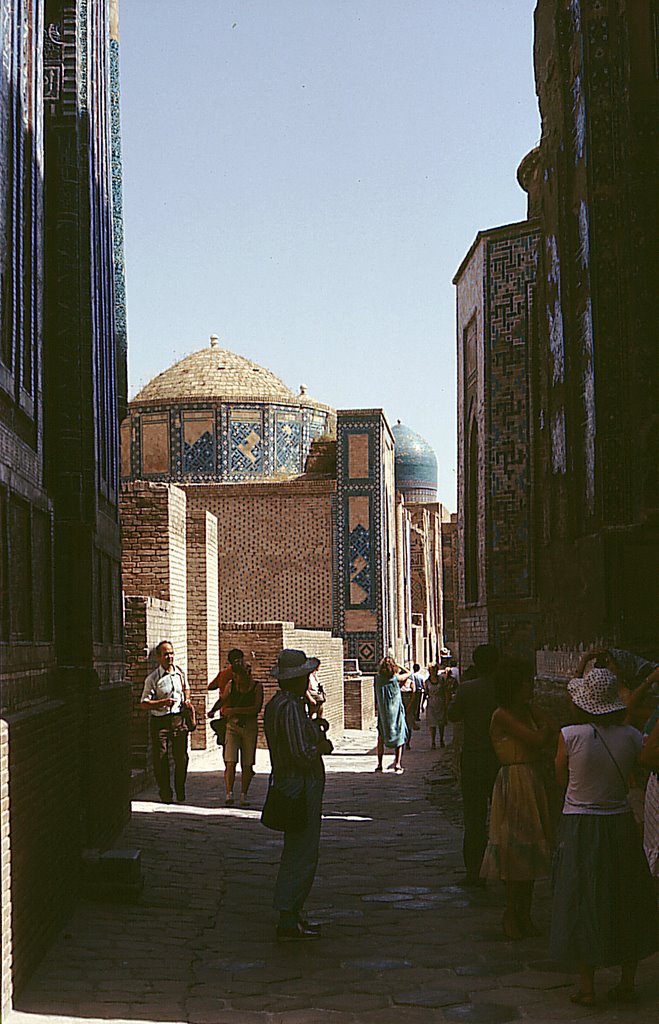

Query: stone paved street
9,728,658,1024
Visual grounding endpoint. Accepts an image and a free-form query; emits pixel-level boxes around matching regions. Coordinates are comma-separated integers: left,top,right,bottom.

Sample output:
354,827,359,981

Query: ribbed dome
392,421,438,503
132,341,298,406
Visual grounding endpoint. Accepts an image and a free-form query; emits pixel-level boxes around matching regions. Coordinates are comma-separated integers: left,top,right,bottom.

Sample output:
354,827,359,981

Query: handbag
261,775,307,832
210,716,227,746
181,702,197,732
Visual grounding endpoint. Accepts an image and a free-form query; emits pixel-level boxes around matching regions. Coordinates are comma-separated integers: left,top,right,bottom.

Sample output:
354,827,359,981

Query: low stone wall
220,622,344,748
344,674,376,730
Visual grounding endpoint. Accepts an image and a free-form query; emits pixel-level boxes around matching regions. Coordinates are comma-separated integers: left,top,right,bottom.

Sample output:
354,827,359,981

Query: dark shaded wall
1,0,130,1011
532,0,658,650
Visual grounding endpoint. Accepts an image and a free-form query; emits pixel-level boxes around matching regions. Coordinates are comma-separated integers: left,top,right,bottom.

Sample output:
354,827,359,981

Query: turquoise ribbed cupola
392,420,438,503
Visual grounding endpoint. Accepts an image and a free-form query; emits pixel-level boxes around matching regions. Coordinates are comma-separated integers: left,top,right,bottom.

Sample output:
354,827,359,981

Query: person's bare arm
555,731,568,790
625,667,659,719
639,720,659,772
492,707,554,750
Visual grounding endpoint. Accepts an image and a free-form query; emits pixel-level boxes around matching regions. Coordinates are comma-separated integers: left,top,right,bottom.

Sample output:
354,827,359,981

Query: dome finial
210,334,219,348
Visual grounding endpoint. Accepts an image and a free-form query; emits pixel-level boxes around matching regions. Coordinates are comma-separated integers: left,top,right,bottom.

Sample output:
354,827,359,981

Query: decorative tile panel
275,414,302,473
183,411,215,476
229,413,262,476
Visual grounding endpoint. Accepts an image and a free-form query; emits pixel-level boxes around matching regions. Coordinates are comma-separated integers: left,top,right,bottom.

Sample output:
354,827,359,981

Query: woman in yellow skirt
480,659,556,938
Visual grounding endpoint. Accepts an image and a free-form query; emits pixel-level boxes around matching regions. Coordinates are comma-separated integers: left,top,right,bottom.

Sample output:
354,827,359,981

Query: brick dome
132,338,299,407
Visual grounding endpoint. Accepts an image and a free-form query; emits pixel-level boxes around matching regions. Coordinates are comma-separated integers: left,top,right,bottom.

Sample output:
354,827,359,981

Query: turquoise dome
392,421,438,503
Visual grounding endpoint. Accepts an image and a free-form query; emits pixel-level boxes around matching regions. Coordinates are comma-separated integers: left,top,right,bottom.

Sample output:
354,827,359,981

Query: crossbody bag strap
592,726,628,791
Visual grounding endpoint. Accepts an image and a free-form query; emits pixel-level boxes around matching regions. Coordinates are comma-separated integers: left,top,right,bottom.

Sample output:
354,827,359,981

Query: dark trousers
150,714,189,801
274,772,325,926
460,752,498,881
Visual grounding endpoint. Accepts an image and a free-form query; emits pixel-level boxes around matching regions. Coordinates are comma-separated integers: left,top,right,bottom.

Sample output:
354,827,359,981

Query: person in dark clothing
448,643,500,884
264,649,328,941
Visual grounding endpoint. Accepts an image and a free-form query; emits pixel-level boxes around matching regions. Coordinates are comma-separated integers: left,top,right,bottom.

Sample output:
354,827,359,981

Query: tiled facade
454,221,540,667
441,512,458,658
123,344,334,487
1,1,130,1012
335,411,399,672
531,0,658,652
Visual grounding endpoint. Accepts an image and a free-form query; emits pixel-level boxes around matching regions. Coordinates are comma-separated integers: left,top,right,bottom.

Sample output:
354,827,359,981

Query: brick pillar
186,510,219,750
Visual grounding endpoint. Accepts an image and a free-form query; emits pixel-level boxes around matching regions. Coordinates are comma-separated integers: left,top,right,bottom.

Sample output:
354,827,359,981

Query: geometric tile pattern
275,416,302,473
335,413,393,673
184,431,214,474
229,419,262,475
348,523,371,605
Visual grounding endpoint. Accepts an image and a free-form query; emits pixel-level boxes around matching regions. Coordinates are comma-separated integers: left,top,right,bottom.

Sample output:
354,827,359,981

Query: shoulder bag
261,775,307,832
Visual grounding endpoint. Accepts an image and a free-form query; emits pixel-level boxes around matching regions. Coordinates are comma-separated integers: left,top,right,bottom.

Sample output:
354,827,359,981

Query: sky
118,0,541,510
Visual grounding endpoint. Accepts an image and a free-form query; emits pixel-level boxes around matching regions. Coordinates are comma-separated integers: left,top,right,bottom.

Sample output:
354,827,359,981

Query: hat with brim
270,649,320,681
567,667,626,716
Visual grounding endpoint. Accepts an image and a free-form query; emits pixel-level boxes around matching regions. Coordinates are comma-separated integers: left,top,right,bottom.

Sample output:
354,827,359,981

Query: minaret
110,0,128,419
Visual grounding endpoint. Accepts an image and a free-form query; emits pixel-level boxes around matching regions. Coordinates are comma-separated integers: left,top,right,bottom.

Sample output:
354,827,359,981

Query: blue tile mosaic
230,419,263,475
349,523,371,605
184,430,214,474
276,417,302,473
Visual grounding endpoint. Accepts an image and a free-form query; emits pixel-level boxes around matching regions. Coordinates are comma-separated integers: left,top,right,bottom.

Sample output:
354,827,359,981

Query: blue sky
118,0,541,508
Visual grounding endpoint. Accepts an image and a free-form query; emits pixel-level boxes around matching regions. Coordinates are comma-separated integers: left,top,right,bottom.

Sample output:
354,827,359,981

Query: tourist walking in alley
448,644,500,884
140,640,193,804
550,667,657,1006
263,648,328,941
480,659,555,939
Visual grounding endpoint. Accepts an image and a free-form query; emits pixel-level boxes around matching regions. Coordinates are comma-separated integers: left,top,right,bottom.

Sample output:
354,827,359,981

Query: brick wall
344,675,376,730
1,719,10,1012
3,701,80,998
219,622,344,748
124,596,189,777
185,480,334,630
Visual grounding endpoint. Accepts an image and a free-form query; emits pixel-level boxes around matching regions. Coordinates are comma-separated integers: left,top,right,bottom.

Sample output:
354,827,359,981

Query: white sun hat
567,667,627,716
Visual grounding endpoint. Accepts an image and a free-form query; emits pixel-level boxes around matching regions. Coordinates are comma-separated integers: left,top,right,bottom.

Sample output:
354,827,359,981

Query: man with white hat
264,649,327,941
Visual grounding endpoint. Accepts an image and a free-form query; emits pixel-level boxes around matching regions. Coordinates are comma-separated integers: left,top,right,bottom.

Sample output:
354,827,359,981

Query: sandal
374,765,383,772
393,765,404,774
569,992,595,1007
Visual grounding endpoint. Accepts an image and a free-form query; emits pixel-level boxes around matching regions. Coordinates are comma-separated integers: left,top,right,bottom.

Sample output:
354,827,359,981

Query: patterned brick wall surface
3,701,80,999
125,597,188,773
531,0,658,651
486,229,538,600
455,237,486,615
1,720,10,1011
335,411,398,672
441,516,458,655
219,622,344,749
120,482,173,601
185,480,334,631
455,223,539,666
344,675,376,730
186,510,219,750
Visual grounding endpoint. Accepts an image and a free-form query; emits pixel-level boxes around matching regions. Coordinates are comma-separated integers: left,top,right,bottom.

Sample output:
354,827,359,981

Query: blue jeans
274,771,325,926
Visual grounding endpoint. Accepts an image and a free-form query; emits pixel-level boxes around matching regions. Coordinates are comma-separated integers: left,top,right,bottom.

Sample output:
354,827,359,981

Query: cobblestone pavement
9,727,658,1024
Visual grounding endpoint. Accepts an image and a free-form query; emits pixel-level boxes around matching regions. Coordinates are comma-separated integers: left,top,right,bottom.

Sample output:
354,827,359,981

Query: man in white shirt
140,640,191,803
